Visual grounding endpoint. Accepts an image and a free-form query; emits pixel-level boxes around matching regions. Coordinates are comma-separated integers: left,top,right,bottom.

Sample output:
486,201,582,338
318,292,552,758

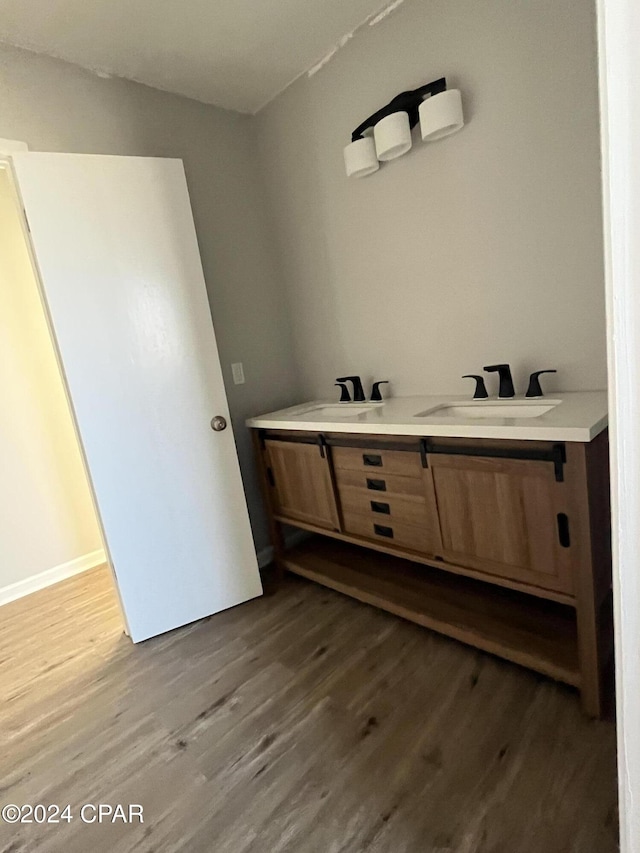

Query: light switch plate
231,362,245,385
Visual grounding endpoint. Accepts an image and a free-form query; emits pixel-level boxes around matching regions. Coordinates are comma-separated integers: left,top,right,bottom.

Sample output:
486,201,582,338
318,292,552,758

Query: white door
11,153,263,642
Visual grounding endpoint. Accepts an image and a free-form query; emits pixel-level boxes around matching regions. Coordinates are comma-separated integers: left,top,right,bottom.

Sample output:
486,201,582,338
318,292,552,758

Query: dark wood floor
0,566,618,853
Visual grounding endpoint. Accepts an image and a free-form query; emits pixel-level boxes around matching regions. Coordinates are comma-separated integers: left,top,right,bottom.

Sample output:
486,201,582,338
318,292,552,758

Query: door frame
0,155,129,633
596,1,640,849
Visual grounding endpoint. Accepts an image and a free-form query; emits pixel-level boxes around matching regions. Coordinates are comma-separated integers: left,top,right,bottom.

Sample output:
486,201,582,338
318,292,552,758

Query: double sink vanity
247,391,611,717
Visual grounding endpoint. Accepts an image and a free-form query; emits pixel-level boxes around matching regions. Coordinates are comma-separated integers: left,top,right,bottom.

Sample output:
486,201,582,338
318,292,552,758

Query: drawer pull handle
371,501,390,515
374,524,394,538
557,513,571,547
363,453,383,467
366,478,387,491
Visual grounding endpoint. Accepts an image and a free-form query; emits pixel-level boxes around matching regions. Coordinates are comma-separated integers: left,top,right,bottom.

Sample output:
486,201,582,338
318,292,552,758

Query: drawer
339,486,430,527
331,446,422,478
334,468,426,498
342,512,432,554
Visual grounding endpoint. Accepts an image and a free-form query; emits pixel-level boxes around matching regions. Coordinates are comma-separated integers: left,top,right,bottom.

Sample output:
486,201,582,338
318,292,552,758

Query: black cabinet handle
366,478,387,491
557,513,571,547
363,453,383,467
370,501,390,515
374,524,394,538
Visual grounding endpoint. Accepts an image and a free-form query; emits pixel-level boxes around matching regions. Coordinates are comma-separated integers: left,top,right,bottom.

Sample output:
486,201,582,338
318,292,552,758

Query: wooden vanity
250,424,612,717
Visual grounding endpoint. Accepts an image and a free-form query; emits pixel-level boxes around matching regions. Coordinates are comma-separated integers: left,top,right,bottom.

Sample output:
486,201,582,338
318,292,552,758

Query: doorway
0,163,118,618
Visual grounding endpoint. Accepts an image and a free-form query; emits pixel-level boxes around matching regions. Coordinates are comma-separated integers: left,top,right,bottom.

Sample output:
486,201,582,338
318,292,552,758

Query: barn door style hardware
343,77,464,177
259,429,328,458
419,439,567,482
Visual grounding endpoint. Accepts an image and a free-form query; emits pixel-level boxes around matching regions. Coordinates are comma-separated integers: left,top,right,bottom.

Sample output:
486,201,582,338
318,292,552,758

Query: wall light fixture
374,111,413,161
344,129,379,178
343,77,464,178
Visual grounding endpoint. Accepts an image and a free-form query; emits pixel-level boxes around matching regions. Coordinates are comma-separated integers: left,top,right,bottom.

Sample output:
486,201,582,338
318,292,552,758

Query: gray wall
0,43,299,554
255,0,606,400
0,0,607,563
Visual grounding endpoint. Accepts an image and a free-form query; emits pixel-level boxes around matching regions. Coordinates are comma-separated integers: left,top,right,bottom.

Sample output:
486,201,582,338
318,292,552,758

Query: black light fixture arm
350,77,447,142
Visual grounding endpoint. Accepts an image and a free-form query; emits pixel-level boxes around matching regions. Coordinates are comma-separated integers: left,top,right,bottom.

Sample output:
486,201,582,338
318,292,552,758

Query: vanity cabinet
263,437,339,530
331,444,443,558
252,427,612,718
427,441,574,595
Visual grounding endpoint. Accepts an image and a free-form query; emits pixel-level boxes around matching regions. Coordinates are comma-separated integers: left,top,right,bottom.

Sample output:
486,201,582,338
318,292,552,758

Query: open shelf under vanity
282,534,581,687
251,426,612,716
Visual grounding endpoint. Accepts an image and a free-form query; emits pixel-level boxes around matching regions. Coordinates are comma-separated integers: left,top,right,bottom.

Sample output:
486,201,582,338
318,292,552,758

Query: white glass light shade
343,136,379,178
374,111,412,161
419,89,464,142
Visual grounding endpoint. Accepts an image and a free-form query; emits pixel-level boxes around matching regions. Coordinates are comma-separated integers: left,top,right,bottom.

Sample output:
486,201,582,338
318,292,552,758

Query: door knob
211,415,227,432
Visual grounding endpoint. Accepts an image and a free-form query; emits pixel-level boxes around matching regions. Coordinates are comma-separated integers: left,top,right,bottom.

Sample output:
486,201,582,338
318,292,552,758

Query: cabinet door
429,452,574,594
265,440,340,530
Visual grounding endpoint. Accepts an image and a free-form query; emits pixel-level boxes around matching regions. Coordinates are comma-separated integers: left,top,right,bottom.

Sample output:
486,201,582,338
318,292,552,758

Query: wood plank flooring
0,566,618,853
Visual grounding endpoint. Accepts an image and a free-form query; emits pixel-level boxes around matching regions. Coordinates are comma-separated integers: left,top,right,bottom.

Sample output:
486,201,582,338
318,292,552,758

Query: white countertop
246,391,608,442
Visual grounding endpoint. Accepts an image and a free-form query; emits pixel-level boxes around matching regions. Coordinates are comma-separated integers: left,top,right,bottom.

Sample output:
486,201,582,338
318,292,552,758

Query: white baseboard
257,529,309,569
3,529,306,605
0,549,107,607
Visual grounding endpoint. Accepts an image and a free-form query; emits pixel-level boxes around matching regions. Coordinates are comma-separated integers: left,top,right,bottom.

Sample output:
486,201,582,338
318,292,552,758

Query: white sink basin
293,404,381,419
415,400,562,419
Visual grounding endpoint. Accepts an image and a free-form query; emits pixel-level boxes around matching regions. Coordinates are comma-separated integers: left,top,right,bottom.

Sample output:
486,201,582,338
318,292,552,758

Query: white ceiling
0,0,394,113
